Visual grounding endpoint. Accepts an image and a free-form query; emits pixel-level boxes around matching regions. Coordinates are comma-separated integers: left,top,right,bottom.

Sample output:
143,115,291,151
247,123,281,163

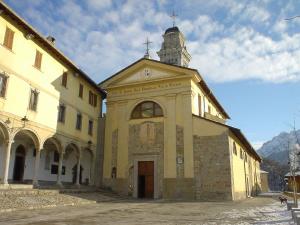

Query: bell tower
157,26,191,67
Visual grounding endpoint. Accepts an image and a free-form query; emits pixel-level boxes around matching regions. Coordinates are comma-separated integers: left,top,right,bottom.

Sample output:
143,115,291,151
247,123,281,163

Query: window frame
34,50,43,70
240,148,244,160
61,72,68,88
3,26,14,50
76,112,82,130
131,101,163,119
233,142,237,155
0,73,8,98
79,83,83,98
88,119,93,136
58,104,66,123
29,89,39,111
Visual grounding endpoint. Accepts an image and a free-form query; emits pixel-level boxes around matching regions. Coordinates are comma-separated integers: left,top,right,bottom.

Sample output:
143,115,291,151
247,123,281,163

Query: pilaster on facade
164,94,176,178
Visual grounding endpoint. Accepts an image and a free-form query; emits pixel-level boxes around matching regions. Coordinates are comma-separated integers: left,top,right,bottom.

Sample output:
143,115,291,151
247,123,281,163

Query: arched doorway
42,137,62,185
12,145,26,182
10,129,40,184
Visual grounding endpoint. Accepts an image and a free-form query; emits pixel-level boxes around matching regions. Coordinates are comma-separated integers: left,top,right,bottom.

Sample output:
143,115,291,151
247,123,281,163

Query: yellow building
99,26,262,200
0,2,105,187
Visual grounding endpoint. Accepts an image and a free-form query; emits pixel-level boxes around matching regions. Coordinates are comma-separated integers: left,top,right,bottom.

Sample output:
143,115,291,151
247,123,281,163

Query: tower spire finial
143,37,152,59
170,10,178,27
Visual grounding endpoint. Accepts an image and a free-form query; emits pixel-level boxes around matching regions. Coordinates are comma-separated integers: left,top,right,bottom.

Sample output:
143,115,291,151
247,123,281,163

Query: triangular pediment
99,58,197,89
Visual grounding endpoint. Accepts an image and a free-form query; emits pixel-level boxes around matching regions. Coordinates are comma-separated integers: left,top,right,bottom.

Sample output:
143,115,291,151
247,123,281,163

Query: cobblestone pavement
0,195,293,225
0,190,127,212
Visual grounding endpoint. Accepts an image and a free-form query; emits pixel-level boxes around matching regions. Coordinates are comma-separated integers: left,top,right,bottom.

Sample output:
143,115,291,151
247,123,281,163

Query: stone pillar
56,151,64,187
33,148,41,186
2,140,13,185
76,150,81,187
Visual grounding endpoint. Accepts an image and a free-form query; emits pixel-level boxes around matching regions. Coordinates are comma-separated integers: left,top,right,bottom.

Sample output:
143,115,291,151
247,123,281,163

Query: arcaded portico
0,120,96,187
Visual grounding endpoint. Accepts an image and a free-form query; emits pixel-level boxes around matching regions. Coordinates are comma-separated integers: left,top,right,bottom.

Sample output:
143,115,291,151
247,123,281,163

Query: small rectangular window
233,142,237,155
29,89,39,111
61,72,68,87
88,119,93,136
0,73,8,98
58,104,66,123
79,84,83,98
51,164,58,174
208,105,212,114
3,27,14,50
93,94,97,107
76,112,82,130
198,95,202,116
34,50,42,70
89,91,92,105
240,149,243,160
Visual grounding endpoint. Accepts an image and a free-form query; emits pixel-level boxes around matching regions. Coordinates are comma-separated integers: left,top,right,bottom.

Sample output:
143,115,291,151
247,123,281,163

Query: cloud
4,0,300,83
252,141,265,150
86,0,111,10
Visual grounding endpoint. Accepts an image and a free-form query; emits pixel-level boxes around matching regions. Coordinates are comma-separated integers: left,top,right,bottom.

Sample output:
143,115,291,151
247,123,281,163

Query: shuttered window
29,89,39,111
0,73,8,98
34,50,42,70
61,72,67,87
88,119,93,136
79,84,83,98
3,27,14,50
88,90,97,107
93,94,97,107
76,112,82,130
58,104,66,123
198,95,202,116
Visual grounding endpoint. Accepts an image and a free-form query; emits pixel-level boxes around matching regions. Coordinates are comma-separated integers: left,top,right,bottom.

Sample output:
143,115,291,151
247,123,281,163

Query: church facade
100,27,261,201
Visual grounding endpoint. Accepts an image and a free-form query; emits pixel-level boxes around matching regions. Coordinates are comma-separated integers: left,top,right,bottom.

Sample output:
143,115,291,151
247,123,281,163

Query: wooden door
138,161,154,198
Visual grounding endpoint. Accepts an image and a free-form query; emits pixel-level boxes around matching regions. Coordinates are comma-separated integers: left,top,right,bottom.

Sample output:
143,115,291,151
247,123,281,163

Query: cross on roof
170,10,178,27
143,37,152,58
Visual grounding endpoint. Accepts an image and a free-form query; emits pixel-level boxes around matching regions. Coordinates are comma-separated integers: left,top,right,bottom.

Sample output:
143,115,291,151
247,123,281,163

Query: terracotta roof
0,1,106,98
99,58,229,118
193,114,261,162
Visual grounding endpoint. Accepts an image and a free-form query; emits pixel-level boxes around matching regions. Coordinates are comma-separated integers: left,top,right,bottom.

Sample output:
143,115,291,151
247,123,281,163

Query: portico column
2,140,13,185
33,148,41,187
76,150,81,187
56,151,64,186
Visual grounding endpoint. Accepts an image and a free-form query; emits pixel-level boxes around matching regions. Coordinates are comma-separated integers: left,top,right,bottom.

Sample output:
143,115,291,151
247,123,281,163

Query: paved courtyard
0,194,293,225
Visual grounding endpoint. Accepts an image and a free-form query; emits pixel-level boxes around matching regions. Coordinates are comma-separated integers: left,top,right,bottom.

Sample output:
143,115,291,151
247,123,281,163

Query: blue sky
4,0,300,149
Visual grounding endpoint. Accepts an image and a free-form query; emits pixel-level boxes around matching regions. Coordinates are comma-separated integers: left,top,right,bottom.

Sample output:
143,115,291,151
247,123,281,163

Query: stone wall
193,132,233,201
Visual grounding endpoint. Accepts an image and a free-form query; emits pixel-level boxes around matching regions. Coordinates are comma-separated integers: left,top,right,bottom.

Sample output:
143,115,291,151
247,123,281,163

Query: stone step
0,189,59,196
0,184,33,190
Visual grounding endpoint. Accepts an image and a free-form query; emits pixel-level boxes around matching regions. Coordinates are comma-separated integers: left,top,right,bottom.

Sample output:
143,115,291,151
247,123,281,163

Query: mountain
257,129,300,191
257,129,300,165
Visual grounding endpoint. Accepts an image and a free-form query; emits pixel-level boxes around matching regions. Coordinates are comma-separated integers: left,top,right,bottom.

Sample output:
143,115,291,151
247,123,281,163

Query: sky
4,0,300,149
